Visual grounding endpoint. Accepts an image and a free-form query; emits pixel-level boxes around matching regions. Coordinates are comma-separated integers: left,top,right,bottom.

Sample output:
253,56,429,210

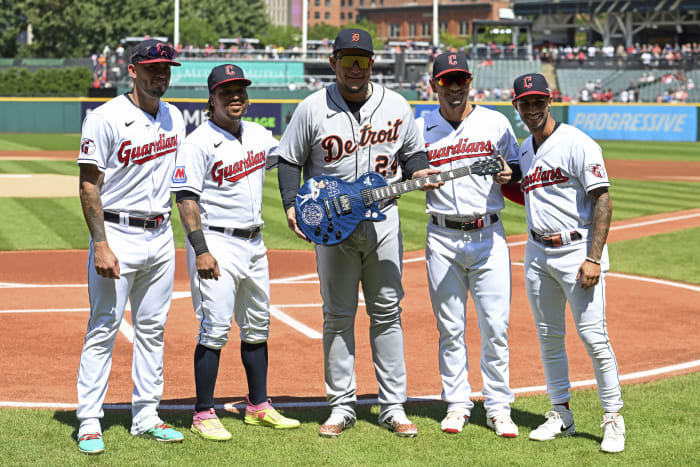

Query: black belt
432,214,499,231
209,225,261,240
530,230,582,247
104,211,167,229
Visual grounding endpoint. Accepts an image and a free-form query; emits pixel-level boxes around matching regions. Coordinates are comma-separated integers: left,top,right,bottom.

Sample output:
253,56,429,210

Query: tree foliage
3,0,271,57
256,25,300,49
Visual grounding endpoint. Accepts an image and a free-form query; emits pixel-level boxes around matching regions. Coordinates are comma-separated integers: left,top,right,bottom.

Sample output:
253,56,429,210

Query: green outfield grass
0,133,81,151
1,371,698,465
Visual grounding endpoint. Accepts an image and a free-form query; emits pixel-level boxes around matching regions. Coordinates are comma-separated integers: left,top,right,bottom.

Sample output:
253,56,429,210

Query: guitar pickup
332,197,342,216
339,195,352,215
323,198,332,219
361,188,373,207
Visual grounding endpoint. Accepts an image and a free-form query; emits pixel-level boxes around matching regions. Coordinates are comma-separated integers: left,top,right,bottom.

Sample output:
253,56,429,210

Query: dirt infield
0,210,698,407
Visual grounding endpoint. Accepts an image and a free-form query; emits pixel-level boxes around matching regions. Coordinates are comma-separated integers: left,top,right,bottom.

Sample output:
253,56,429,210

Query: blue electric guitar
295,157,504,245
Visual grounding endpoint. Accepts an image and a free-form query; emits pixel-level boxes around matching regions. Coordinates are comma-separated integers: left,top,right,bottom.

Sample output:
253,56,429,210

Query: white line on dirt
3,359,697,410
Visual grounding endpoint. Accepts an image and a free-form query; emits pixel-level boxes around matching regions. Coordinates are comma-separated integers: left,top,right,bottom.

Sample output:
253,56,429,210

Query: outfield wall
1,98,698,142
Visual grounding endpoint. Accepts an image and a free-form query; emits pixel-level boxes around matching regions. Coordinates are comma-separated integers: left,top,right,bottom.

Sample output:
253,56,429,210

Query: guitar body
295,171,387,245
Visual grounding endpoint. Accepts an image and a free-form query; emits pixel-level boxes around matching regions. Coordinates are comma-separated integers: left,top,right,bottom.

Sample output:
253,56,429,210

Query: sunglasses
437,74,471,87
337,55,371,69
134,43,176,61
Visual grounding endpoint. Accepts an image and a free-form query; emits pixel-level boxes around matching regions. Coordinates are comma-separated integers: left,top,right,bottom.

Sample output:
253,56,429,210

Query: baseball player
416,52,521,437
512,73,625,453
75,39,186,455
172,64,299,441
275,28,442,438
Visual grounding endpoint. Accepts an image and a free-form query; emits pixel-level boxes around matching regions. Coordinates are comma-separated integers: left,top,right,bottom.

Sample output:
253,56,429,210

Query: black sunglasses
437,74,471,87
133,43,176,61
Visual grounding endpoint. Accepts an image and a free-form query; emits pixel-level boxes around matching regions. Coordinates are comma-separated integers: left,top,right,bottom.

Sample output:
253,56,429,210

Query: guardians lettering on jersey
212,149,266,186
321,119,402,162
521,166,569,193
117,133,179,167
427,139,493,166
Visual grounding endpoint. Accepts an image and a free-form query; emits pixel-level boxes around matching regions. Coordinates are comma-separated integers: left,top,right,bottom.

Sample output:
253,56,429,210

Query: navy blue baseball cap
432,52,471,78
333,28,374,55
512,73,551,103
130,39,181,66
208,64,252,92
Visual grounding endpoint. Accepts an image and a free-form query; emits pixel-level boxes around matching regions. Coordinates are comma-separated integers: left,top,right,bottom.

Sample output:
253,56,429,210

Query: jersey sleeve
273,98,312,166
575,135,610,192
399,104,426,158
265,130,280,170
495,115,520,166
171,141,207,195
77,112,113,171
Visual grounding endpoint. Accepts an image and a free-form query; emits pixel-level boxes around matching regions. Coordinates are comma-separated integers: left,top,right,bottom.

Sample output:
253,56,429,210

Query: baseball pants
524,241,623,413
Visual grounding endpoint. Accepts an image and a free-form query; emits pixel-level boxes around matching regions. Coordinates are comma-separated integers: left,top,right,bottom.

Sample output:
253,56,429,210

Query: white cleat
600,413,626,453
440,411,468,434
529,406,575,441
487,413,519,438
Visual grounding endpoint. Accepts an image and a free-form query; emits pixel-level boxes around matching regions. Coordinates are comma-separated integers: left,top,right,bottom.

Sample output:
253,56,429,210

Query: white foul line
3,359,698,410
270,305,322,339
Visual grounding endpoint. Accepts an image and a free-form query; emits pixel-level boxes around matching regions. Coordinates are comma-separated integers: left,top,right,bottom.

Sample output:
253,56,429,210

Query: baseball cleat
191,408,232,441
380,412,418,437
600,413,625,453
319,412,356,438
441,411,468,434
77,432,104,455
487,413,519,438
141,422,184,443
244,399,300,429
529,406,575,441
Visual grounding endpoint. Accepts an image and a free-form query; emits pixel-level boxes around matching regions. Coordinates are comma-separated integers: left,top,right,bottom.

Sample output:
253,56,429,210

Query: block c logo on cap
225,65,236,75
524,76,533,88
448,54,457,65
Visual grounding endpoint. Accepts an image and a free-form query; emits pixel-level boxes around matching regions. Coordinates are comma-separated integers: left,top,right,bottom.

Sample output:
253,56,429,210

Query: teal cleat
141,422,184,443
78,432,105,455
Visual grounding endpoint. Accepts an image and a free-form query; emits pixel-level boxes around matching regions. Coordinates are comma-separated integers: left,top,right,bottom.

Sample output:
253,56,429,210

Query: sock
241,341,268,406
194,344,221,412
555,402,570,410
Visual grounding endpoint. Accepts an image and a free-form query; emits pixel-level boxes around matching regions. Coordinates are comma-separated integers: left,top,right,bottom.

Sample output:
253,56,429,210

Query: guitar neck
371,165,474,202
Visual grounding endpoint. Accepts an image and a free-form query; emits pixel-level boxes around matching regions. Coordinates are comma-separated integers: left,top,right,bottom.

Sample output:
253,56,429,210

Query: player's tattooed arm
577,187,612,289
175,197,202,234
79,163,120,279
175,195,221,280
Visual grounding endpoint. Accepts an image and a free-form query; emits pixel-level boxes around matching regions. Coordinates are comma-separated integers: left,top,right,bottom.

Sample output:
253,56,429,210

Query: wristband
585,256,601,265
187,229,209,256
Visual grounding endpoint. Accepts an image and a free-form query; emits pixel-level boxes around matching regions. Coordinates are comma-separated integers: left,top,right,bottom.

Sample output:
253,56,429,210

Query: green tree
308,23,339,41
180,0,269,41
256,25,300,49
178,16,218,48
0,0,28,57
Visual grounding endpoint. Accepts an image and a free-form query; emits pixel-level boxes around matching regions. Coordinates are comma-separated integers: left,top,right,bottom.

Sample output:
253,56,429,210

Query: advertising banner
82,101,282,135
170,61,304,87
569,105,697,142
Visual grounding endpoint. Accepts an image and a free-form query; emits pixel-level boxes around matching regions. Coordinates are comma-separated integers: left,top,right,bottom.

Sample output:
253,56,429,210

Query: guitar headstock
471,157,504,176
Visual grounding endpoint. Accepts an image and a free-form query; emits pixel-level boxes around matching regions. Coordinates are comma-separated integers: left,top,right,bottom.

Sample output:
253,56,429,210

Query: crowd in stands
90,43,126,88
540,42,700,67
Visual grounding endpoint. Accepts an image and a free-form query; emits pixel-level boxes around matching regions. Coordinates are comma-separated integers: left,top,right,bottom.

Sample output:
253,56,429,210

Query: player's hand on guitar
196,252,221,280
413,168,445,191
94,241,120,279
286,206,311,242
492,155,512,184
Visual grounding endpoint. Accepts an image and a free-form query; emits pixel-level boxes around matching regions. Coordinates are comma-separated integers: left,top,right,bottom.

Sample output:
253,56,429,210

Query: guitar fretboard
370,164,480,202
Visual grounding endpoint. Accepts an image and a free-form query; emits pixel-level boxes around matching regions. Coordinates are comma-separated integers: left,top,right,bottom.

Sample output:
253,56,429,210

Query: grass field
1,134,699,464
1,372,699,465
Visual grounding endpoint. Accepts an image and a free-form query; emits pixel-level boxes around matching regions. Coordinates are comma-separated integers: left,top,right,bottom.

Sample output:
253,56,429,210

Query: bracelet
585,256,601,265
187,229,209,256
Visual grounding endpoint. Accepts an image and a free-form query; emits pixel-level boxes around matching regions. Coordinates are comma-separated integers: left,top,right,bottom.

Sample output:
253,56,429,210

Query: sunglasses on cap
437,74,471,87
134,43,176,61
337,55,371,69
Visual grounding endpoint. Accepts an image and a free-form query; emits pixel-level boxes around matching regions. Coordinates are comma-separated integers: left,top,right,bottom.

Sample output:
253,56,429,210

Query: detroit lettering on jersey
427,138,493,166
117,133,178,167
321,119,402,163
521,166,570,193
212,149,267,186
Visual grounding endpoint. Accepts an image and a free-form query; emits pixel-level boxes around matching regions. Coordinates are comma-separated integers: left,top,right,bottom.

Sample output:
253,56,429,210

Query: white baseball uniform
417,105,520,418
171,119,279,348
76,94,185,437
520,122,622,412
275,82,426,423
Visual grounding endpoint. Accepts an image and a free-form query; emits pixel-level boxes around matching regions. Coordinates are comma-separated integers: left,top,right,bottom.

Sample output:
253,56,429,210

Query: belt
208,225,261,240
104,211,167,229
432,213,499,231
530,229,582,247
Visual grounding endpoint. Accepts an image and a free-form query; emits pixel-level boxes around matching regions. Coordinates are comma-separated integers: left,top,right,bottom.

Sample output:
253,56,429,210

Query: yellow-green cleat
191,408,232,441
244,397,300,429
